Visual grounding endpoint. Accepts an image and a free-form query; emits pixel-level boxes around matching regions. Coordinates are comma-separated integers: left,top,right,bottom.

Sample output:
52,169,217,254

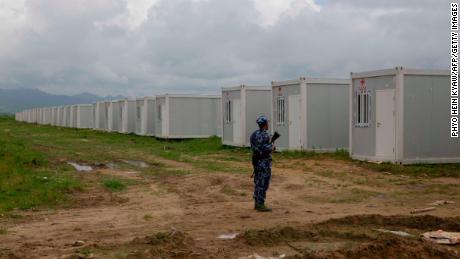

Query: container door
233,99,242,145
289,95,301,150
375,89,395,159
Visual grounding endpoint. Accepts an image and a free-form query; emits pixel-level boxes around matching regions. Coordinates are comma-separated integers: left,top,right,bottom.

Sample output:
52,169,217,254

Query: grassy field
1,115,460,258
1,115,459,216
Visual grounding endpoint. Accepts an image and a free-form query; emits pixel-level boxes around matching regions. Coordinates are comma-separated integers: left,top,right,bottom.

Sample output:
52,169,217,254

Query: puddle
376,228,413,237
68,162,93,172
121,160,149,168
217,233,239,240
240,254,285,259
106,162,118,169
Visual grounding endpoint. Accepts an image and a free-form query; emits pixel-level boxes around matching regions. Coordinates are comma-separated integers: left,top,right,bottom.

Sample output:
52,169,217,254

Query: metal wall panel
307,83,349,151
167,96,221,138
77,105,94,129
403,75,460,161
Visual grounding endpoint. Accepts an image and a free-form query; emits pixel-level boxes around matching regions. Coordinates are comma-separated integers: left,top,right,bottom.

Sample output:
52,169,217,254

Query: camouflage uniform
250,129,273,206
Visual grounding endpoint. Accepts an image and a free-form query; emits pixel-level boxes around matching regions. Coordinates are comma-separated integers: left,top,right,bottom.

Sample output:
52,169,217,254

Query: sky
0,0,451,97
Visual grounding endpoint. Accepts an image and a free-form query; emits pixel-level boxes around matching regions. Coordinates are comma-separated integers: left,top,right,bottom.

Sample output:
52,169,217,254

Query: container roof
222,85,270,91
155,93,221,98
351,67,449,79
271,77,349,87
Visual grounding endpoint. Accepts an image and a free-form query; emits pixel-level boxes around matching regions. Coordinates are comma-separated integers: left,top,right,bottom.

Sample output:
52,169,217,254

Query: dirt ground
1,156,460,258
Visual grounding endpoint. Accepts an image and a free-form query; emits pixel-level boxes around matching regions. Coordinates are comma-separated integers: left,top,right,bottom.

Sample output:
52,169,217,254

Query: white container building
33,109,36,123
119,99,136,134
63,106,71,127
75,104,94,129
37,108,40,124
54,107,59,126
23,110,29,123
70,105,78,128
37,108,43,124
31,109,35,123
94,101,109,131
271,77,350,151
51,107,58,126
29,109,33,123
135,97,156,136
350,67,460,164
35,108,39,123
57,106,64,126
27,110,31,123
44,107,52,125
108,100,121,132
24,110,28,123
221,85,272,147
155,94,222,139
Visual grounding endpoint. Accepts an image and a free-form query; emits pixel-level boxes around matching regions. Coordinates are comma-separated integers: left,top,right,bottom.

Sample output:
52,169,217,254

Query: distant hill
0,88,123,114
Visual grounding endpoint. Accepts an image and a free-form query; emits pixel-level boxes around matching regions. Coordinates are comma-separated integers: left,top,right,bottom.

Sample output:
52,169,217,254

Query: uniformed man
250,115,275,212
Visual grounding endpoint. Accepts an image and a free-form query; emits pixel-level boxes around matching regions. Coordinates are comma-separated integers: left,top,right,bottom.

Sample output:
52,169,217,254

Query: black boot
255,203,272,212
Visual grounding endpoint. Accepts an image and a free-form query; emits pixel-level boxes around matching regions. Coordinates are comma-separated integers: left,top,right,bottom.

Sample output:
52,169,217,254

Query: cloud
254,0,321,27
0,0,450,97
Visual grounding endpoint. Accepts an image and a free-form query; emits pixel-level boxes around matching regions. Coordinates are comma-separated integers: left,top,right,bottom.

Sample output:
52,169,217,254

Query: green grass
329,188,380,204
357,161,460,178
0,116,82,214
1,115,460,214
221,185,237,195
102,178,126,192
276,148,460,178
316,170,348,180
277,149,351,161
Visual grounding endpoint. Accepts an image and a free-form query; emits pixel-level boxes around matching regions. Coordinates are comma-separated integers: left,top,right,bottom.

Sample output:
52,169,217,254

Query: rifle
271,131,281,146
251,131,281,178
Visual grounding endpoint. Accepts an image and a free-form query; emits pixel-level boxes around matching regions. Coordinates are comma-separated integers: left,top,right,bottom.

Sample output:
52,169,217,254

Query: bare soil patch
1,157,459,258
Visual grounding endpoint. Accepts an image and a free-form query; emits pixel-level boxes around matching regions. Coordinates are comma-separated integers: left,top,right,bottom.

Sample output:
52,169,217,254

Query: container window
276,96,285,125
225,100,232,123
354,90,372,127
